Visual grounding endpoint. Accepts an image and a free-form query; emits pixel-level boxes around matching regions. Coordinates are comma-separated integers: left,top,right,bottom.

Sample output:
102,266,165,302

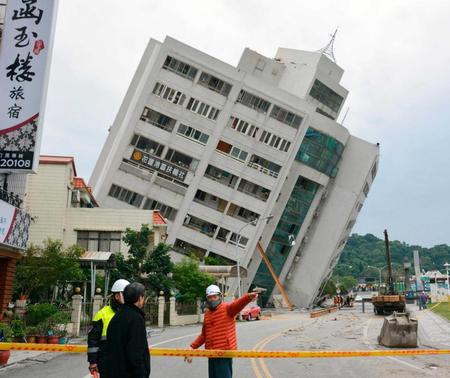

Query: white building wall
284,137,379,307
25,163,72,244
89,36,379,306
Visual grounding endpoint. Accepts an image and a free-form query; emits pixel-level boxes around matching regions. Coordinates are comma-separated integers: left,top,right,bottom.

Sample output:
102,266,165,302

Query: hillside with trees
333,233,450,282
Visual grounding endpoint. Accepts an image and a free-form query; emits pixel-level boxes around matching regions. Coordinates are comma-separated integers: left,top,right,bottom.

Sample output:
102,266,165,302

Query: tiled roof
73,177,99,207
153,211,167,225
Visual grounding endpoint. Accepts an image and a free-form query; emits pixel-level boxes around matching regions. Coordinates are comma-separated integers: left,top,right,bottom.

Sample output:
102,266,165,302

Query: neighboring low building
24,155,167,255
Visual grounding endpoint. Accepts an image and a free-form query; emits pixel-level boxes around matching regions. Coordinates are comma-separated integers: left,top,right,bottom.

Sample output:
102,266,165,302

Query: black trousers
208,358,233,378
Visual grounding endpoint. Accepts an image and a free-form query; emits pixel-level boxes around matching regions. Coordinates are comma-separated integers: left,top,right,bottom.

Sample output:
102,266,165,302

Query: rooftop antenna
317,28,338,63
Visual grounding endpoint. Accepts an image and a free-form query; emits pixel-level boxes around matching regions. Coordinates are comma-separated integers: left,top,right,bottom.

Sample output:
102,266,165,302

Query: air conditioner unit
294,255,300,262
286,272,292,280
313,211,319,218
71,190,81,203
183,215,191,225
321,190,328,199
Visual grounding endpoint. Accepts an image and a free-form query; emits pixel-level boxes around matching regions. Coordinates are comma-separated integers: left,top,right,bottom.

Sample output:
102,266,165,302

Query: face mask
207,299,221,310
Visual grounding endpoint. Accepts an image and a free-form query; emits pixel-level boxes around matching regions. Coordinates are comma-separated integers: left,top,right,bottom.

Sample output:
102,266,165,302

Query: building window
186,97,220,120
229,233,249,248
140,107,177,132
363,182,370,197
177,124,209,145
204,165,238,188
295,127,344,178
142,198,177,221
346,220,356,230
194,189,228,213
131,134,164,156
108,184,144,207
216,227,230,242
165,148,199,171
248,154,281,178
237,178,271,202
227,203,259,223
371,162,378,180
259,130,291,152
269,105,303,129
77,231,122,252
183,214,218,238
309,79,344,113
198,72,232,96
236,90,271,114
216,140,248,162
173,239,206,259
315,107,335,120
229,116,258,138
152,82,187,106
162,55,198,81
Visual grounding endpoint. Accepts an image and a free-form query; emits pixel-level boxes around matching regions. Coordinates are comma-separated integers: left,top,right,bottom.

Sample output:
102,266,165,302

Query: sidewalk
408,304,450,348
0,337,85,372
0,327,164,372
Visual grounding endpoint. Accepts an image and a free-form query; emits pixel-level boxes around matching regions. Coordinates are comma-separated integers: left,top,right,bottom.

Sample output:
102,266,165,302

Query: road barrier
1,343,450,358
310,306,339,318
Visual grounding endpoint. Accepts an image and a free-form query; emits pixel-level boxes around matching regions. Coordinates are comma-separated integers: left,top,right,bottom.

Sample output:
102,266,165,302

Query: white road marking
150,332,199,347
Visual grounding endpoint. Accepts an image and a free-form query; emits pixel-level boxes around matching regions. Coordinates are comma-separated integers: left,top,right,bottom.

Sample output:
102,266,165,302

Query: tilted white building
90,36,379,307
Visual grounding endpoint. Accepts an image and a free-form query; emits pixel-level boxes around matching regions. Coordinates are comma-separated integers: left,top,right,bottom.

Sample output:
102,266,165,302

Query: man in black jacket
105,282,150,378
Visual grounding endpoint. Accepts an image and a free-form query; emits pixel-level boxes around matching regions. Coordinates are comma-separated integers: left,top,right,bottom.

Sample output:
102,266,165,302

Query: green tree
109,225,174,296
333,233,450,281
336,276,358,293
172,258,215,303
15,239,84,299
121,224,153,281
322,278,337,296
143,243,174,295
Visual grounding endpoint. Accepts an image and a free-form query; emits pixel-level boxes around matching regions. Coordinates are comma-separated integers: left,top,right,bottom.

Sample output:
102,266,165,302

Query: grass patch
430,302,450,321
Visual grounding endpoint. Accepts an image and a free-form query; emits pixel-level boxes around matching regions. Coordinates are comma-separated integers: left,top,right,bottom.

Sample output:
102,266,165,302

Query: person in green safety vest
87,279,130,376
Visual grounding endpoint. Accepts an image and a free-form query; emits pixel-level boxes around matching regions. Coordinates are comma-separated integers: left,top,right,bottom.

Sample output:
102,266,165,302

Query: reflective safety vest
93,305,116,338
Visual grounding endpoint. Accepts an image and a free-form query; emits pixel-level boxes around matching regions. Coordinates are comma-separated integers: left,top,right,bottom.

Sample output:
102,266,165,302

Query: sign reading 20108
0,151,33,169
0,0,58,173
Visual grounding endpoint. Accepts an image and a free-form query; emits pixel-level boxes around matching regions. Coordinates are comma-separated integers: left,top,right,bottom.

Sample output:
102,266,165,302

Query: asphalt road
2,303,449,377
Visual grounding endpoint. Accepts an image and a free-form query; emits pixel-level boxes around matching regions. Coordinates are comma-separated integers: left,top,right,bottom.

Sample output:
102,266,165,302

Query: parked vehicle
239,303,261,321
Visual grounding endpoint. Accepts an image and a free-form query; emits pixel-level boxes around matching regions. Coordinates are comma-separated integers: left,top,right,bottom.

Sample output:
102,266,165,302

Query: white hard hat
111,279,130,293
206,284,221,297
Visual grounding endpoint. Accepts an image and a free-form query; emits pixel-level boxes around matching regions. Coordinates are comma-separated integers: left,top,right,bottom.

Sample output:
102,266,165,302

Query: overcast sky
40,0,450,247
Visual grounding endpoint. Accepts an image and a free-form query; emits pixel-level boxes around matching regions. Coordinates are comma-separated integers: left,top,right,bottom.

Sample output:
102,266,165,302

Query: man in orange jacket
185,284,259,378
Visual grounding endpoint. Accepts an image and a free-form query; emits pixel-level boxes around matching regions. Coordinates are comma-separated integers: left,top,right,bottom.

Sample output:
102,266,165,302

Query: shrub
10,319,25,338
0,323,12,342
26,303,58,326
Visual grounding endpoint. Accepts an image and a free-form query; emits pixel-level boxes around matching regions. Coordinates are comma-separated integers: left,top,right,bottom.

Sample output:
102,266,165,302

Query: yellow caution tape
1,343,450,358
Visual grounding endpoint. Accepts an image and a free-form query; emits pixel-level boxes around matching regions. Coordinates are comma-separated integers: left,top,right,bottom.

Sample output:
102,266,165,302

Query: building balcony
247,161,279,179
